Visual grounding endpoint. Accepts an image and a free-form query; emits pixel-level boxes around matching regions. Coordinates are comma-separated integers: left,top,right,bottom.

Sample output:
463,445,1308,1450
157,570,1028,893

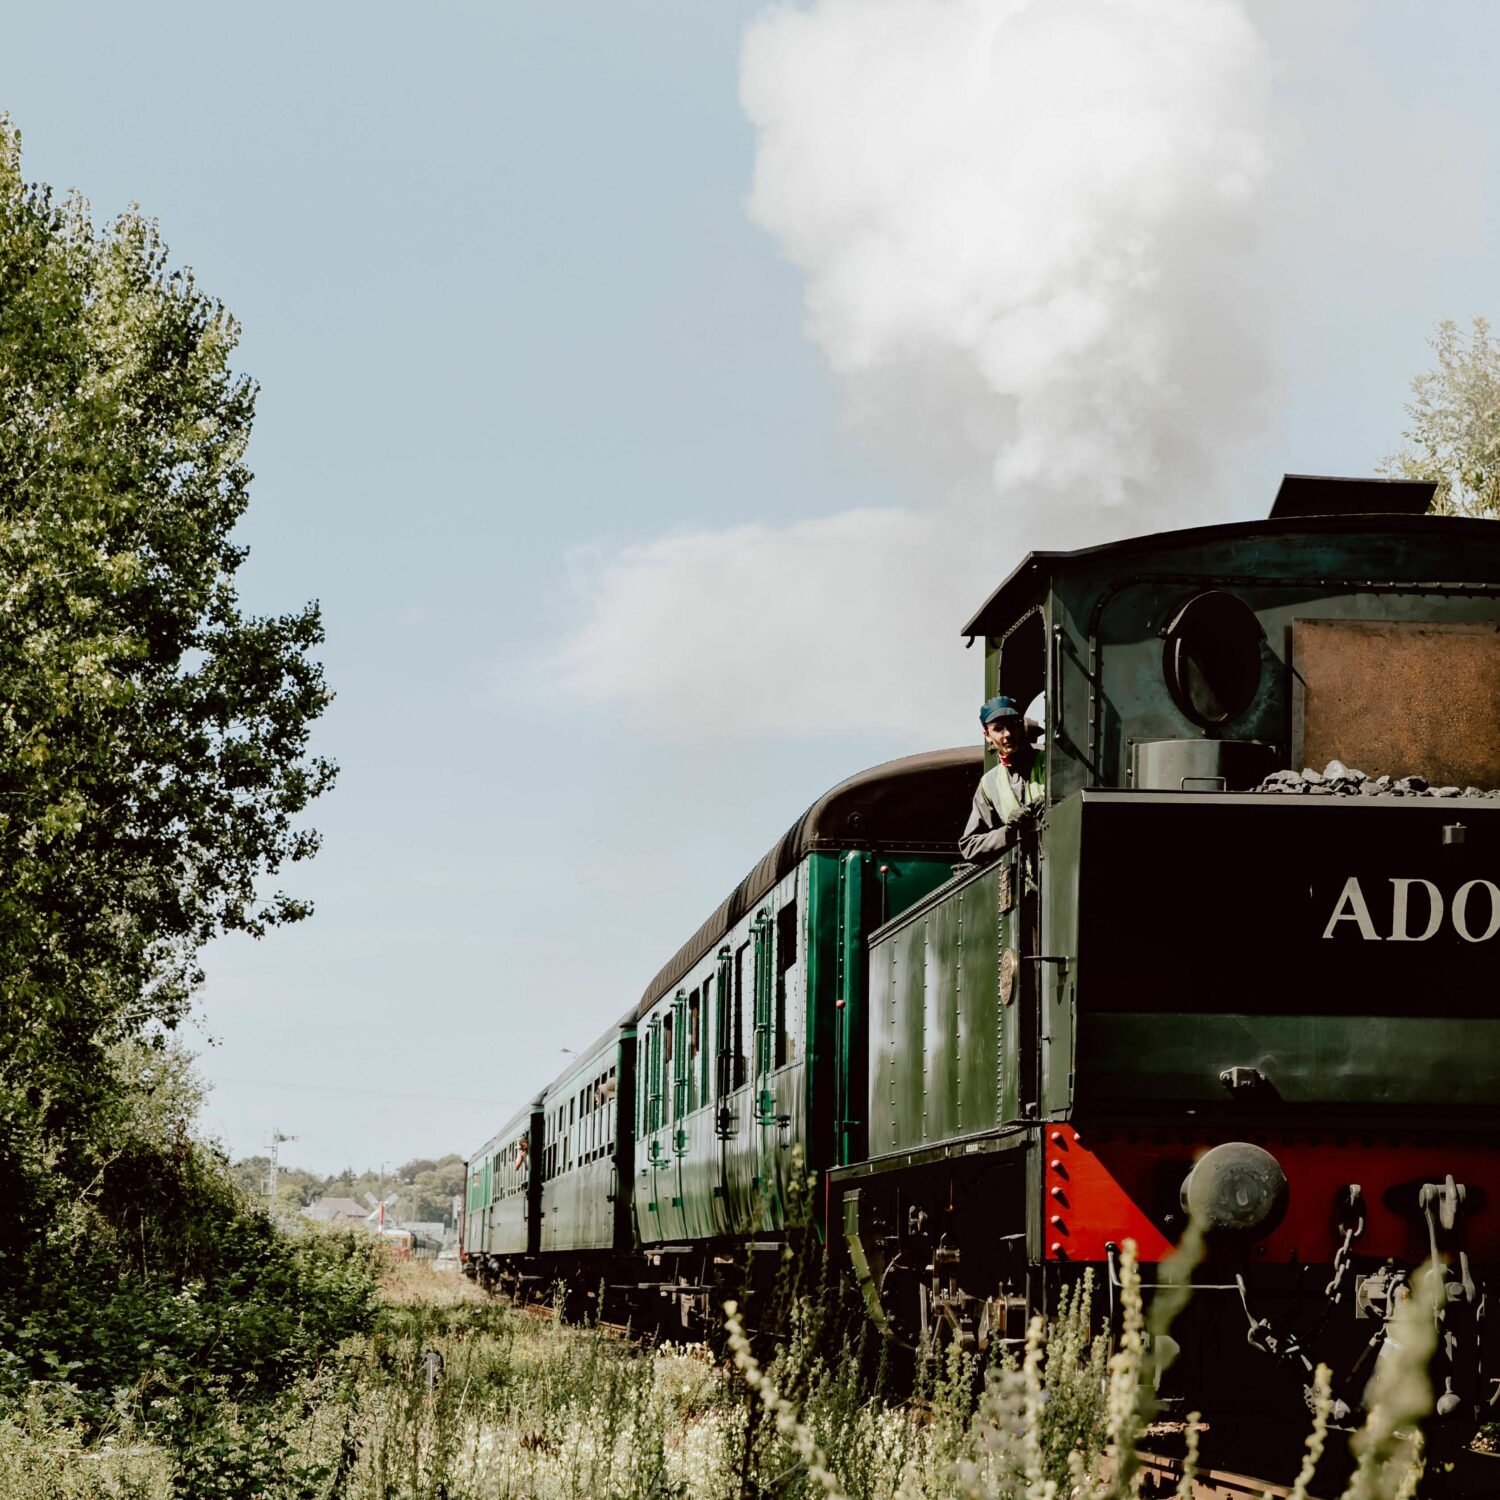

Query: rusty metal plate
1293,619,1500,788
998,947,1018,1006
997,864,1014,914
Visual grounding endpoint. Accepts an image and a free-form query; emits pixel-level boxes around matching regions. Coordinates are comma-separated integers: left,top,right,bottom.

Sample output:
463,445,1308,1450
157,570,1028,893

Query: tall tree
0,119,334,1210
1380,316,1500,517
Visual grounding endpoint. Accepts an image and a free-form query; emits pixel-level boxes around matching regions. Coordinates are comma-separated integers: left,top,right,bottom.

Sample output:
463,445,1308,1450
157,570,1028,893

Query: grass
0,1247,1445,1499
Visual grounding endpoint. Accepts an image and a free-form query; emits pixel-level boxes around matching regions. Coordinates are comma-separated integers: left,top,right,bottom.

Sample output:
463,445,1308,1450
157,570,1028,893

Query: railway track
506,1294,644,1343
1137,1451,1304,1499
1138,1444,1500,1499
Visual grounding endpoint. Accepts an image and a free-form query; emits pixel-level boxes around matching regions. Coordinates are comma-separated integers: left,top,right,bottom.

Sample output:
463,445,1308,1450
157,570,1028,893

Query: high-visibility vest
981,750,1047,824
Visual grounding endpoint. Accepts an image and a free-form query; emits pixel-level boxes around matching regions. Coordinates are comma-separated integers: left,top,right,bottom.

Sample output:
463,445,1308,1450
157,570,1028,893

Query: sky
3,0,1497,1175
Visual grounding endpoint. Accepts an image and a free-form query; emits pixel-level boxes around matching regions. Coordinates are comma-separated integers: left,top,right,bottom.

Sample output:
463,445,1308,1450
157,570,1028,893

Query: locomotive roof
634,746,983,1021
960,508,1499,640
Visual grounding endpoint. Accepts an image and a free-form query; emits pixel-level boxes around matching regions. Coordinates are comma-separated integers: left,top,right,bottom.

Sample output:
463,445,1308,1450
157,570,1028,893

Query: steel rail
1135,1450,1304,1499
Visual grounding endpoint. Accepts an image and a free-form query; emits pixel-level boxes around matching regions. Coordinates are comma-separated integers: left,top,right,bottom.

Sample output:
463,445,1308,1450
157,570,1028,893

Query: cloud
553,509,972,738
554,0,1277,740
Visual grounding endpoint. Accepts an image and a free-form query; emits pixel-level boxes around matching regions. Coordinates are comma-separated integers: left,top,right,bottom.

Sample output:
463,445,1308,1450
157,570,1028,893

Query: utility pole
267,1130,297,1214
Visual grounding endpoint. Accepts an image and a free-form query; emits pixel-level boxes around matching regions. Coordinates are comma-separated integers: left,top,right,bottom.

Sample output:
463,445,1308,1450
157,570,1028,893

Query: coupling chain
1325,1215,1363,1303
1235,1186,1366,1370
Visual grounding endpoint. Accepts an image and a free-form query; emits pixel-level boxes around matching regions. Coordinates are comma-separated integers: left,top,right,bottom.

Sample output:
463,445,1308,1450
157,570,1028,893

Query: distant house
301,1196,370,1225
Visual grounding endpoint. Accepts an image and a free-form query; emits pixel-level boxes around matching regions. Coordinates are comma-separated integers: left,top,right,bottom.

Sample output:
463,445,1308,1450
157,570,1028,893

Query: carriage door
666,990,689,1239
638,1015,667,1243
711,945,735,1234
750,907,784,1230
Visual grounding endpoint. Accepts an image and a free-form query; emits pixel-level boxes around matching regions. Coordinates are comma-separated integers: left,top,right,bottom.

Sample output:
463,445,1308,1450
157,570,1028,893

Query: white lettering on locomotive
1322,877,1380,940
1322,876,1500,941
1453,879,1500,942
1389,878,1443,942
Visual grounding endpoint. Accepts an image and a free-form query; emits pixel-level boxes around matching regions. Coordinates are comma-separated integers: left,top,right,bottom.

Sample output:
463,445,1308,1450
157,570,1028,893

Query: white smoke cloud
554,0,1276,740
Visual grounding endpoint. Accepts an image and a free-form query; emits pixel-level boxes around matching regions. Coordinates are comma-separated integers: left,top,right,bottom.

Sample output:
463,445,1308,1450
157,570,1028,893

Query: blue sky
4,1,1497,1173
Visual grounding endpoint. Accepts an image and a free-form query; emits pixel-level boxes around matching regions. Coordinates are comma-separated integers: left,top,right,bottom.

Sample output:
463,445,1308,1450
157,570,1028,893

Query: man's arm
958,780,1010,861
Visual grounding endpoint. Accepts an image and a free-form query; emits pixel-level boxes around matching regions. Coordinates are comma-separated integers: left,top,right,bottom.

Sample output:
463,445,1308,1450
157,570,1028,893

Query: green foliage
1380,316,1500,517
0,1043,381,1433
0,116,358,1496
0,116,334,1255
0,1389,174,1497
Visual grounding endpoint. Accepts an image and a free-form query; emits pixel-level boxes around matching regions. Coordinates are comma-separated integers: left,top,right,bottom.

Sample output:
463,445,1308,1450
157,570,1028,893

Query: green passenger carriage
461,1099,542,1265
628,750,981,1304
536,1022,635,1261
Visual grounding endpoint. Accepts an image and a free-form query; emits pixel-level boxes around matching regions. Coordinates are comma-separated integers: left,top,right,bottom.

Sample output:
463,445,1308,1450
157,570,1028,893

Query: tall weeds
0,1250,1461,1497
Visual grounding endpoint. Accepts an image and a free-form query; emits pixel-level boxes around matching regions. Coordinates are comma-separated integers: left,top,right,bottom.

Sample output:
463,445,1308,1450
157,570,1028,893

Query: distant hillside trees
231,1154,468,1227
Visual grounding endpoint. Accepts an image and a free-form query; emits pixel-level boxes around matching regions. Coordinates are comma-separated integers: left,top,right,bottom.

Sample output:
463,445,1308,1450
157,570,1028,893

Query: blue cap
980,695,1023,727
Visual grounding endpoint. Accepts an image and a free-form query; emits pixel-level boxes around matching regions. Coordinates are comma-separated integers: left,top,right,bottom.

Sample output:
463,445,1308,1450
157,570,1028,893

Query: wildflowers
0,1249,1452,1497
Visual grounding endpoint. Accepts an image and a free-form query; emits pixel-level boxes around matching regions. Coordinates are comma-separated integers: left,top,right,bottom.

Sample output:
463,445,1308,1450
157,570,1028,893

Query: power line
213,1076,508,1108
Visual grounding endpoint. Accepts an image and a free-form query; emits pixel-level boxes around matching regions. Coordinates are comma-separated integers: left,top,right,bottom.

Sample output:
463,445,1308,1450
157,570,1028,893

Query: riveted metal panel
871,937,898,1158
924,893,960,1141
958,865,1002,1132
892,922,925,1148
866,862,1012,1157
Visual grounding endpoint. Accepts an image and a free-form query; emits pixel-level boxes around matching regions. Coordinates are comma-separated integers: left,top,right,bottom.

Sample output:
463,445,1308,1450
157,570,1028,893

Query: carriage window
661,1013,674,1124
688,988,701,1112
650,1023,663,1132
734,942,750,1087
714,964,732,1099
775,901,797,1067
700,976,713,1102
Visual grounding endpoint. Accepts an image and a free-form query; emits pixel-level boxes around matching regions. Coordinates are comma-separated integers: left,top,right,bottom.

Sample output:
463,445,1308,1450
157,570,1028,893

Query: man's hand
1006,801,1038,828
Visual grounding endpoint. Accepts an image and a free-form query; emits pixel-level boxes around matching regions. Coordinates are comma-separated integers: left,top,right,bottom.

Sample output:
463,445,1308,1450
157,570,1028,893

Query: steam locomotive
462,475,1500,1447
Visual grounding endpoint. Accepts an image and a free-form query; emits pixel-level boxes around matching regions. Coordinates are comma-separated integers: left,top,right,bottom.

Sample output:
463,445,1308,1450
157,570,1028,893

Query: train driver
958,695,1046,862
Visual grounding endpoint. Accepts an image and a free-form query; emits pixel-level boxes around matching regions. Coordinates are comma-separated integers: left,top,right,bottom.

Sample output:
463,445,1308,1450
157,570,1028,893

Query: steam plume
556,0,1275,739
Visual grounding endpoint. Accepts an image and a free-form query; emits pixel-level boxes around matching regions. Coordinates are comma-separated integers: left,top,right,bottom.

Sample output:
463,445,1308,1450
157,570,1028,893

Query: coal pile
1253,761,1500,798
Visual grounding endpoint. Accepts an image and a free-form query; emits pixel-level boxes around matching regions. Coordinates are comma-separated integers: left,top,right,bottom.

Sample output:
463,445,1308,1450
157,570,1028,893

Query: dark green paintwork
866,856,1023,1157
1017,521,1500,1126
